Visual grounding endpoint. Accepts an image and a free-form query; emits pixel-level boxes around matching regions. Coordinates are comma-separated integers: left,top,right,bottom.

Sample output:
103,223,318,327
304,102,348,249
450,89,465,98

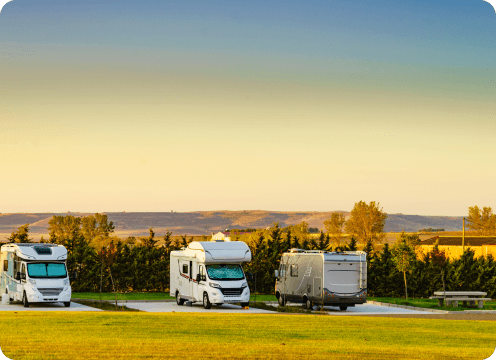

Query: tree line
4,203,496,299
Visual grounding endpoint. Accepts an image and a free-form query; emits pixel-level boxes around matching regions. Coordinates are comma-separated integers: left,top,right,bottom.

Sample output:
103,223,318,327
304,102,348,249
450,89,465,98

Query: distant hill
0,211,466,241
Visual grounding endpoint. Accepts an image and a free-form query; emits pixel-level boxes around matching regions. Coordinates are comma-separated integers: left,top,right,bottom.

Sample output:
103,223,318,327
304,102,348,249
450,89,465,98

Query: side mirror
70,271,77,280
246,273,253,281
274,270,279,278
15,272,21,281
20,273,26,280
196,274,201,283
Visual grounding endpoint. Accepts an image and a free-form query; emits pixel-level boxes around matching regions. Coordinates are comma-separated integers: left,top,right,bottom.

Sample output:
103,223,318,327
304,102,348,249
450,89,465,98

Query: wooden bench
429,291,491,309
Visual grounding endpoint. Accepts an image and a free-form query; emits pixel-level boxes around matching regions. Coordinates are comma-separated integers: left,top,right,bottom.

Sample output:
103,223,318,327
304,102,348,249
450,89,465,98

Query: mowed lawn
1,313,495,360
72,292,277,302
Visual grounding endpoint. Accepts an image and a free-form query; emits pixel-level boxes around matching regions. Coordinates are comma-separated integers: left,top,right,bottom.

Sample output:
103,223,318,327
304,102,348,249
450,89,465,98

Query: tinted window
3,260,7,272
182,264,188,274
291,265,298,277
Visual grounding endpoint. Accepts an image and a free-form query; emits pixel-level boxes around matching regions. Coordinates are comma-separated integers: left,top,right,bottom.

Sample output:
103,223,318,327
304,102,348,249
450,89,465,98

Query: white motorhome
170,241,251,309
275,249,367,310
0,243,72,307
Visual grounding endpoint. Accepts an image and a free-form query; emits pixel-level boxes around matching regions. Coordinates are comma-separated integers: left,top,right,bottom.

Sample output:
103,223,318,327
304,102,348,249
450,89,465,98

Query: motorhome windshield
206,264,244,281
27,263,67,279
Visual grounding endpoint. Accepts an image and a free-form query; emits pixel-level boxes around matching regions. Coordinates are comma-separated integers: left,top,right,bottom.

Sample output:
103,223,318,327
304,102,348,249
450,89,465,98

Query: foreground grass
1,312,495,359
72,292,277,302
368,297,496,311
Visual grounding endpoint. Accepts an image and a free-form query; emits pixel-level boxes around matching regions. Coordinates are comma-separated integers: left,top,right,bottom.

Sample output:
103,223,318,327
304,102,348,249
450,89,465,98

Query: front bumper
27,287,72,303
210,288,250,304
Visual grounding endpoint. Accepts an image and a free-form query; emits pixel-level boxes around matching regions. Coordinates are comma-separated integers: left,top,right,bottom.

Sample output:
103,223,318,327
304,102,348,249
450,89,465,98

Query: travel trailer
170,241,251,309
275,249,367,310
0,243,72,307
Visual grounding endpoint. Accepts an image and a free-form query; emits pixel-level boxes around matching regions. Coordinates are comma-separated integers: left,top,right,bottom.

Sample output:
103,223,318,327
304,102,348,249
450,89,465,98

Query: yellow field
0,312,495,359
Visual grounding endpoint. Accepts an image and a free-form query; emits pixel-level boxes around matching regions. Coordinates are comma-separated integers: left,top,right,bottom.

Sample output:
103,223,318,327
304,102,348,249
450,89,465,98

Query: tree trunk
441,269,446,306
100,258,103,302
403,271,408,301
109,267,117,310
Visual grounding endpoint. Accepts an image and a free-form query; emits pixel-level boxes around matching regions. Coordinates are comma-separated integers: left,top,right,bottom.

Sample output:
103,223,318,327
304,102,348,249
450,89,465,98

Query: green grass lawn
72,292,277,302
368,297,496,311
0,312,495,359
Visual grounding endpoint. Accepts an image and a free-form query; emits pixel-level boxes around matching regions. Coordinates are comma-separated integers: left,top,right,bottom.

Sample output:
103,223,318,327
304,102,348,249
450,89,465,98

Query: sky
0,0,495,216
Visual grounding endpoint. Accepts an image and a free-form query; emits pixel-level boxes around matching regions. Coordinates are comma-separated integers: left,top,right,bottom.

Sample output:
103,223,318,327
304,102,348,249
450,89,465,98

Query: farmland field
0,312,495,359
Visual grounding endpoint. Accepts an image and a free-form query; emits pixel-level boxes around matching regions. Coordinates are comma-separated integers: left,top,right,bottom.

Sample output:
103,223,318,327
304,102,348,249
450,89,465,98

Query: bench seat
430,297,492,308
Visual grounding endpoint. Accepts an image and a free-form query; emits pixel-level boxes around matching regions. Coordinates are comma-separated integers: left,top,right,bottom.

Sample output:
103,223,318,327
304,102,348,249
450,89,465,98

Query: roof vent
34,247,52,255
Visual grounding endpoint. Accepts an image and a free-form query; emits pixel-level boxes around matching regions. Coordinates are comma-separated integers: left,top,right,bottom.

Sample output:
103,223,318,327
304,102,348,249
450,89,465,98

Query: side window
199,265,206,280
21,263,26,276
182,264,188,274
3,260,7,272
291,264,298,277
279,264,287,277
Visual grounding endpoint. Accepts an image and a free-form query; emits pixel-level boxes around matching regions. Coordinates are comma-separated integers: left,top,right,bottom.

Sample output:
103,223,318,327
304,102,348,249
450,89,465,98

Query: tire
339,305,348,311
241,302,249,307
305,298,313,310
203,292,212,309
278,294,286,307
22,292,29,308
64,302,71,307
176,292,185,306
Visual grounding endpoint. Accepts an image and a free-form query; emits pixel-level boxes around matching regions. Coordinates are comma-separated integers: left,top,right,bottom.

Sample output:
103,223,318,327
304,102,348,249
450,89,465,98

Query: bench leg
446,300,451,307
453,300,458,308
478,300,483,309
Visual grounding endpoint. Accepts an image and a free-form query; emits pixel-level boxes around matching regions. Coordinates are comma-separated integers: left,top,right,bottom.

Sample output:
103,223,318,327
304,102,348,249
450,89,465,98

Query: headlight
209,283,221,289
28,279,36,286
63,279,70,286
241,282,248,288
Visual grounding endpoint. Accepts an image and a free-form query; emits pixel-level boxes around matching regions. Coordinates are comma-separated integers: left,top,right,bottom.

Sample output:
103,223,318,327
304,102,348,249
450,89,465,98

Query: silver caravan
0,243,72,307
170,241,251,309
275,249,367,310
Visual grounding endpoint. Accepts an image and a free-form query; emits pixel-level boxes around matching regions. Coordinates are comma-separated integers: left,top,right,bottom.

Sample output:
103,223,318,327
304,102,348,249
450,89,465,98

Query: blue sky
0,0,495,215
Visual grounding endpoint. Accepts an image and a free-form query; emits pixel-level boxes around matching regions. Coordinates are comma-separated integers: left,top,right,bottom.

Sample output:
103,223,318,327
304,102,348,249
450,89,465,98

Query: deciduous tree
345,201,387,245
467,206,496,235
323,212,346,248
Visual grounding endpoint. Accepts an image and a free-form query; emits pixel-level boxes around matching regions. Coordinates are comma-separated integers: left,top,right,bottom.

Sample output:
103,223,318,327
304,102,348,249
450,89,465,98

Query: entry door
313,277,322,297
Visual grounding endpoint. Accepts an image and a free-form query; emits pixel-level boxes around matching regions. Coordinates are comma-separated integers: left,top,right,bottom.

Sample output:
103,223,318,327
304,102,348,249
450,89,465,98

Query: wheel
203,292,212,309
241,302,249,307
64,302,71,307
339,305,348,311
22,292,29,308
305,298,313,310
176,292,185,306
278,294,286,307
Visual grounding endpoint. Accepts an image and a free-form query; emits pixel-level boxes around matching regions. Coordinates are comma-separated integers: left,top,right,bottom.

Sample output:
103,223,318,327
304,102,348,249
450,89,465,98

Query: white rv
0,243,72,307
275,249,367,310
170,241,251,309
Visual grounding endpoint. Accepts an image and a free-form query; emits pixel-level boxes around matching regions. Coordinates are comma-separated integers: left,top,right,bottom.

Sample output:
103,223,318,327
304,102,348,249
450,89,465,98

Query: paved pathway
119,301,428,315
0,301,102,311
119,301,274,313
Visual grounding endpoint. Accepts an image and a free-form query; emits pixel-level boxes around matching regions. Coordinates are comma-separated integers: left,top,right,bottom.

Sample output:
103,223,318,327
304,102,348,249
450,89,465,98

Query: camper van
170,241,251,309
275,249,367,310
0,243,72,307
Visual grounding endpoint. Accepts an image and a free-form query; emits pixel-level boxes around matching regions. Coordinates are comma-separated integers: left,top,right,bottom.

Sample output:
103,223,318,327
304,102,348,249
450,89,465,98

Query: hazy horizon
1,0,495,216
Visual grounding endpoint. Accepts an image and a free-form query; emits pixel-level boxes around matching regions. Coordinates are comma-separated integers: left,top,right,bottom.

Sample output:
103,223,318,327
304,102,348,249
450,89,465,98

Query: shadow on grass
72,299,141,312
248,301,317,314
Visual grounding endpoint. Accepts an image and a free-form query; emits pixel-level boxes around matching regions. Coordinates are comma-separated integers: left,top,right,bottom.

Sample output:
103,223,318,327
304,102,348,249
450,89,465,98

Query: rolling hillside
0,211,465,241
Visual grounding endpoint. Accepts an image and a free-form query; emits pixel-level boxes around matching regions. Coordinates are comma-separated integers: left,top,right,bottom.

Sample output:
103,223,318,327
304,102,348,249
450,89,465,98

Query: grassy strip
248,301,313,314
1,312,495,359
368,297,496,311
72,292,174,301
72,299,140,312
73,292,277,302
